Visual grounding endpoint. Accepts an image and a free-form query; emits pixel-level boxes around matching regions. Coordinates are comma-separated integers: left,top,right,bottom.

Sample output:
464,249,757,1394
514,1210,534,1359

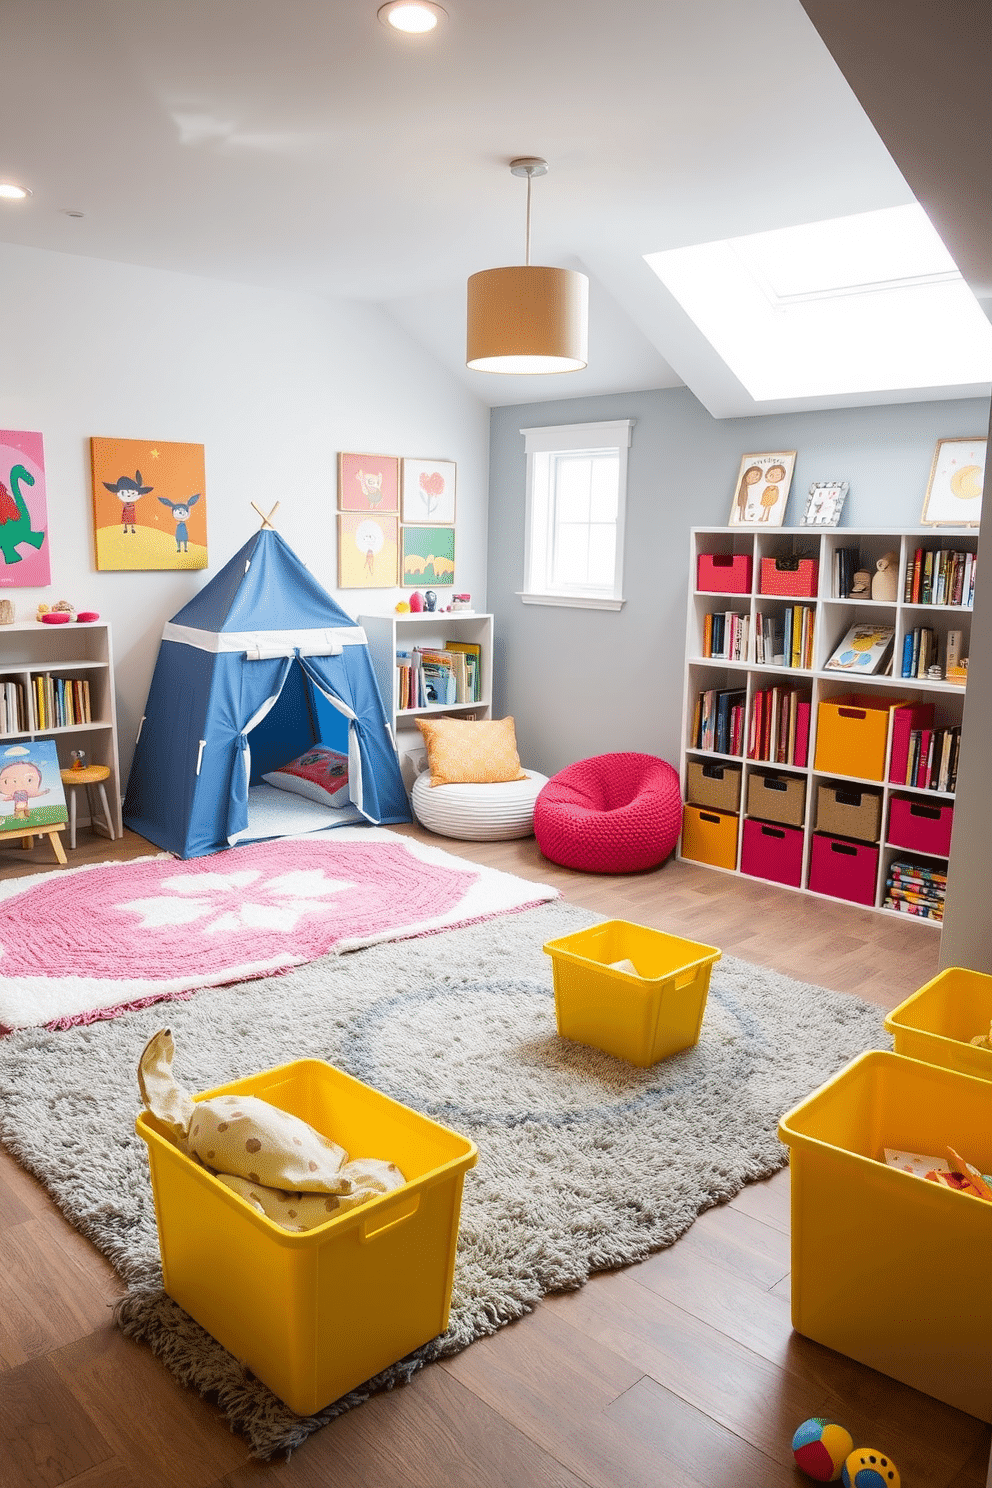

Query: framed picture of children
0,739,68,835
728,451,797,527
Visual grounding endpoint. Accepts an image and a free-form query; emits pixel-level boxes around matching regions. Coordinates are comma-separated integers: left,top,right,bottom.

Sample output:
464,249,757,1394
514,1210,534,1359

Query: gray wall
488,384,990,776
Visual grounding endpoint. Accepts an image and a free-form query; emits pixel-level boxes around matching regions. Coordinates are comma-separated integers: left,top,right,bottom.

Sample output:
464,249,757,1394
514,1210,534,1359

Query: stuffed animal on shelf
849,570,872,598
872,551,900,602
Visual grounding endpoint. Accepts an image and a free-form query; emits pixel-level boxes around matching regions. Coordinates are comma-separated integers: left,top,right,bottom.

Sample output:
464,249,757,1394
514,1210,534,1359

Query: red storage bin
740,818,804,887
888,796,954,857
809,833,879,906
759,556,819,598
697,553,752,594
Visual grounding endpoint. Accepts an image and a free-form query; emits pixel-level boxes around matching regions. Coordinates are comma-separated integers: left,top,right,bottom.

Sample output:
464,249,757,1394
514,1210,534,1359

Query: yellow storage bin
544,919,721,1067
680,803,739,869
814,692,902,781
779,1050,992,1421
885,967,992,1082
137,1059,477,1417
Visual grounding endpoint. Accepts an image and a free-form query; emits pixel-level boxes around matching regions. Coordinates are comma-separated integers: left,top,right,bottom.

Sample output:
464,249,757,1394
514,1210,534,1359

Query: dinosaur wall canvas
0,430,51,588
90,436,207,570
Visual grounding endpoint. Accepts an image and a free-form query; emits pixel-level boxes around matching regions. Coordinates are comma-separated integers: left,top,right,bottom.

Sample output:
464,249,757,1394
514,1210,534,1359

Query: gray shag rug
0,898,888,1458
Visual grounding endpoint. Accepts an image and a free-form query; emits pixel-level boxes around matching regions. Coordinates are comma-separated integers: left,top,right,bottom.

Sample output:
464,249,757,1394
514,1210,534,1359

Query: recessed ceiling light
378,2,446,34
0,183,32,201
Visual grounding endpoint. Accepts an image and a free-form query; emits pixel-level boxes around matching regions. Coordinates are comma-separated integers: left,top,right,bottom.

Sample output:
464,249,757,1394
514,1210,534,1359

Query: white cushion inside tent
229,783,365,843
411,769,548,842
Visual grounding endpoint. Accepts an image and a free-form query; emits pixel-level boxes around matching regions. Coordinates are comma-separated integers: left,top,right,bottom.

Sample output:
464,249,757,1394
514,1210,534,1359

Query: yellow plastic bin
778,1049,992,1421
543,920,721,1067
885,967,992,1082
136,1059,477,1417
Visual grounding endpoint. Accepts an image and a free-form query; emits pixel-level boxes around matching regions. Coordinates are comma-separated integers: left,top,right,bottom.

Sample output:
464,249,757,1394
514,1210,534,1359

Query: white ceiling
2,0,985,414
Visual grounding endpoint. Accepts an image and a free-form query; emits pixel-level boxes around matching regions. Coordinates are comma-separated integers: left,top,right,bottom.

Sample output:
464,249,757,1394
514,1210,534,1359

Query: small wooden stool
60,765,116,849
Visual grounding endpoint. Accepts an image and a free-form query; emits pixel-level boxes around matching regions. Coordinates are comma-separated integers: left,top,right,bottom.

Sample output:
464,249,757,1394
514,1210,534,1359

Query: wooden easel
0,822,68,865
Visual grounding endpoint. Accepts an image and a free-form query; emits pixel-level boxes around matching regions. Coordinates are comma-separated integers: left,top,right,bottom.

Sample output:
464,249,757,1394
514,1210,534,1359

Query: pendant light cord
525,170,532,267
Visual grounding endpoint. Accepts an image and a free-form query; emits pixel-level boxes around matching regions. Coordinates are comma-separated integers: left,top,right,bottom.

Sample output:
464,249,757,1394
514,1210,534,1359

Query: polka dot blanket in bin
138,1030,405,1232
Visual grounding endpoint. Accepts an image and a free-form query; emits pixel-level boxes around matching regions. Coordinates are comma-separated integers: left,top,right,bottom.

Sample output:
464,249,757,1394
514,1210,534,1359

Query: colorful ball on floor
841,1448,900,1488
792,1418,855,1481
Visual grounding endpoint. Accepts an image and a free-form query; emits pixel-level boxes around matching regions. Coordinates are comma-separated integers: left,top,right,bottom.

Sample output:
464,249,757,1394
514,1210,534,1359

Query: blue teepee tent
123,529,410,857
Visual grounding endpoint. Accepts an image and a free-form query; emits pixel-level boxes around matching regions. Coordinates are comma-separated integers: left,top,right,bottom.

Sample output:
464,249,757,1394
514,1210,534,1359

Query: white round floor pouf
411,769,549,841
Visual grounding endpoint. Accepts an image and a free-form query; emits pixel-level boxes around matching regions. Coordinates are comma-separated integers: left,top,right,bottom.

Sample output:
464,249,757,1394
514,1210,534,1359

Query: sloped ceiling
1,0,983,414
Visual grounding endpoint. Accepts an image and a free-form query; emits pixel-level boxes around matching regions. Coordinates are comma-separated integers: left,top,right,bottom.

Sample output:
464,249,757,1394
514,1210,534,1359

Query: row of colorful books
900,724,961,793
904,547,975,608
33,674,93,731
749,685,810,766
883,859,946,921
692,688,746,755
396,642,481,710
900,626,938,679
0,678,29,735
701,611,749,661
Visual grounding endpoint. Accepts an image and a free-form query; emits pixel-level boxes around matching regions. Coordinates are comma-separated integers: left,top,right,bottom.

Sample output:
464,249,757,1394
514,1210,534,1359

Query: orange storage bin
680,804,738,869
814,693,903,781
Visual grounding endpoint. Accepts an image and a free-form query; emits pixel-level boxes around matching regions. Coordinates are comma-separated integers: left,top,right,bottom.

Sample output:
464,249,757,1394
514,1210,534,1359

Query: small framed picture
921,437,986,526
336,512,398,588
402,458,456,524
728,452,796,526
401,524,455,586
802,481,849,527
337,453,399,513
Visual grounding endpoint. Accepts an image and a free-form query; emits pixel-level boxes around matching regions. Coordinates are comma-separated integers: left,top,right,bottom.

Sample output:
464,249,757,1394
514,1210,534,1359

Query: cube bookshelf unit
680,527,978,925
360,611,494,791
0,620,123,838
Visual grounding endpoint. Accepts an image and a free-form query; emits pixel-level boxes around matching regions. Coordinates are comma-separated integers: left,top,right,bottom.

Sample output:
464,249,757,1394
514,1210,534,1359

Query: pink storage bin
888,796,954,858
697,553,752,594
809,833,879,906
759,557,819,598
740,818,804,887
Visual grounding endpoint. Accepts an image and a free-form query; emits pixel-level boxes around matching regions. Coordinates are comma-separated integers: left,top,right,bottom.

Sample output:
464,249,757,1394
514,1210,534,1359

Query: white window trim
519,419,633,610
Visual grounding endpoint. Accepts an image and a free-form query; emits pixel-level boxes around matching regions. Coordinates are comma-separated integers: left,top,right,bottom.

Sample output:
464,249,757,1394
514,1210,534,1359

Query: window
520,419,633,610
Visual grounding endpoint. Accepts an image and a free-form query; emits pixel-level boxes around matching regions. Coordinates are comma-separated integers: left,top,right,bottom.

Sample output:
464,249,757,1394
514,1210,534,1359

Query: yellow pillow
416,716,527,787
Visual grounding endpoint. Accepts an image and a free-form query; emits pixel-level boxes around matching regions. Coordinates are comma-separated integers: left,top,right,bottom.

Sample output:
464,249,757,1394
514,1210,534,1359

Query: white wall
0,241,489,778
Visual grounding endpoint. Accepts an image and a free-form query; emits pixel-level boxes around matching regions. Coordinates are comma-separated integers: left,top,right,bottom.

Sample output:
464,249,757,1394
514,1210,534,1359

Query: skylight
644,205,992,401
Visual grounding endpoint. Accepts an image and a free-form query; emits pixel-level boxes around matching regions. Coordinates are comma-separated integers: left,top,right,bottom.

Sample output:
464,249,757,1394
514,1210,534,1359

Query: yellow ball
395,601,411,613
841,1447,900,1488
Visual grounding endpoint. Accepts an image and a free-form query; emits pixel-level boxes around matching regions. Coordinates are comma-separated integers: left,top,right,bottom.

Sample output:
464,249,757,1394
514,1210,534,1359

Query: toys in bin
883,1144,992,1200
792,1419,899,1487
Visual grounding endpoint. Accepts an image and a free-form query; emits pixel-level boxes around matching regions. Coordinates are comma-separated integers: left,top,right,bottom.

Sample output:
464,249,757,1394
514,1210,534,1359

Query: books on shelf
396,643,482,710
0,678,29,735
702,611,750,661
752,606,814,669
897,725,961,793
883,859,946,921
692,688,746,755
824,623,895,675
833,546,861,598
900,626,941,679
748,685,810,767
28,673,92,730
904,547,976,607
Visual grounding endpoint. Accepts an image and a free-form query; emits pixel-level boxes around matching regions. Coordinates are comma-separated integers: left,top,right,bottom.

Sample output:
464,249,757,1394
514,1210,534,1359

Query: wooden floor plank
0,1356,114,1488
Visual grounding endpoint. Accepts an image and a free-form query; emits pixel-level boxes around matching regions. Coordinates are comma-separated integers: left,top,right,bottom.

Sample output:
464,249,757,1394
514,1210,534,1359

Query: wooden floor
2,823,989,1488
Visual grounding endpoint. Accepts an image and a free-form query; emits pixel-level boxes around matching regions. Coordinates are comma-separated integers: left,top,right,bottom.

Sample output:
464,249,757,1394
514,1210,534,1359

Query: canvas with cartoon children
729,451,797,526
90,437,207,571
0,740,68,832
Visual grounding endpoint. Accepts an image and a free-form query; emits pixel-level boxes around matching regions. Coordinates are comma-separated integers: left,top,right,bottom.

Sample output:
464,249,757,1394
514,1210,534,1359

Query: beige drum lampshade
466,264,589,374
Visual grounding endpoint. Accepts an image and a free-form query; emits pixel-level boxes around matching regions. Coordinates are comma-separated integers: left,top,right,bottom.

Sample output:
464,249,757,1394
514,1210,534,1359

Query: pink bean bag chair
533,752,682,873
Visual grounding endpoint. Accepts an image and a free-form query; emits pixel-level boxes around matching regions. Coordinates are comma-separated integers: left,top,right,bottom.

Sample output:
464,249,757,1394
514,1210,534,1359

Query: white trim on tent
161,624,368,656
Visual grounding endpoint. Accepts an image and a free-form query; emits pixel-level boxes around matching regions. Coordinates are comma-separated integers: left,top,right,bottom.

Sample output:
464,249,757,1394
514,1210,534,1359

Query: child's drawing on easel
0,740,68,832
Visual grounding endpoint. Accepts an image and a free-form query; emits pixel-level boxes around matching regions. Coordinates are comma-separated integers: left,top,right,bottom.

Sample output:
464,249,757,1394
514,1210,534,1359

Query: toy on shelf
871,551,900,602
69,750,88,771
841,1447,900,1488
409,590,423,613
76,610,100,623
849,570,872,598
0,599,13,625
394,601,411,613
38,599,75,625
792,1417,854,1481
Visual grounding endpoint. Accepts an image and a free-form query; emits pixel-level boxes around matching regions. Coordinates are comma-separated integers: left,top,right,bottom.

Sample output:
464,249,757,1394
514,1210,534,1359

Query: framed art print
337,512,398,588
802,481,849,527
402,458,456,524
0,429,50,586
91,437,207,570
728,451,797,527
337,453,399,513
401,525,455,586
921,437,986,526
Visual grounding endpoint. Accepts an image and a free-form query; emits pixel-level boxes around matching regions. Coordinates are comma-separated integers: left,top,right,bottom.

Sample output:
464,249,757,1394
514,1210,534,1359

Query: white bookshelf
679,527,979,925
359,611,494,790
0,620,123,837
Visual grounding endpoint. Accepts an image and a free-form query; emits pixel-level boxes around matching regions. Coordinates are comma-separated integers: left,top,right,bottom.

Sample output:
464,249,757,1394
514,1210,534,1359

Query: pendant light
466,158,589,374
